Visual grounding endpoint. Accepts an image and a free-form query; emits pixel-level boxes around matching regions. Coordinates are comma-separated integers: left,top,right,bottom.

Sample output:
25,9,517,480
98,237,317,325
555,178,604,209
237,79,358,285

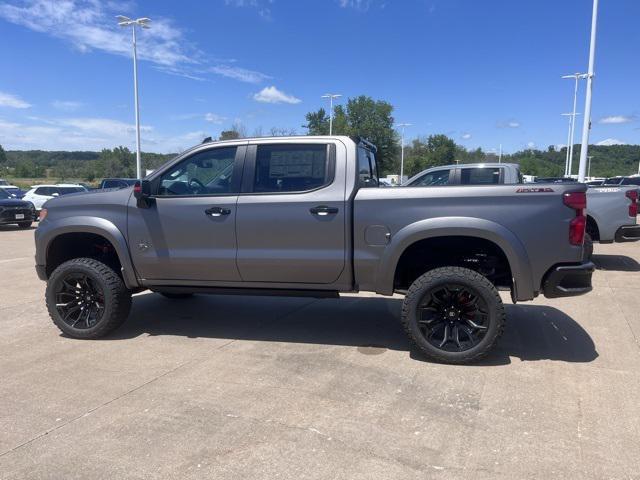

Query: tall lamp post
396,123,412,184
117,15,151,179
577,0,599,183
561,112,581,176
562,73,588,177
587,155,594,178
321,93,342,135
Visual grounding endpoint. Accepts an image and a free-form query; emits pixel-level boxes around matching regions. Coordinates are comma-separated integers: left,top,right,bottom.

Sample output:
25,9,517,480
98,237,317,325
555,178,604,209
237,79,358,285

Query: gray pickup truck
35,137,594,364
406,163,640,259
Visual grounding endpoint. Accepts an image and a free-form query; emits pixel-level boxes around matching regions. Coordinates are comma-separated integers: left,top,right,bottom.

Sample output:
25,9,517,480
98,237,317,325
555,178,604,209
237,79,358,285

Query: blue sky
0,0,639,154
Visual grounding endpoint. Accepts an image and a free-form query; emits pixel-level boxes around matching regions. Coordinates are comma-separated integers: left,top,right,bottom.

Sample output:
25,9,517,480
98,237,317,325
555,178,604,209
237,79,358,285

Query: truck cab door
235,141,346,284
127,144,246,282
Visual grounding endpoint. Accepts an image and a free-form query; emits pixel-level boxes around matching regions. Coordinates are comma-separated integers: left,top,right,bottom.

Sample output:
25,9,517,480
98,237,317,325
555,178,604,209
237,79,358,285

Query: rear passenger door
235,141,346,284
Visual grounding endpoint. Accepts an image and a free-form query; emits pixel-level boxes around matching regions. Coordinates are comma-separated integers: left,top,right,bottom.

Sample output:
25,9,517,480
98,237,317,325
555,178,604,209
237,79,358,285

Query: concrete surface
0,225,639,479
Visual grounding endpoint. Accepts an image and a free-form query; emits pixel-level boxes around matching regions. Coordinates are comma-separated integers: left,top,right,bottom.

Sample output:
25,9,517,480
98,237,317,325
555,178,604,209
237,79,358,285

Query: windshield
0,189,10,199
604,177,623,185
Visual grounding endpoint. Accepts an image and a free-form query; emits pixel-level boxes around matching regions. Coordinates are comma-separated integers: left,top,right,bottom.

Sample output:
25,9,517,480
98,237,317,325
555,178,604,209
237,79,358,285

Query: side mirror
134,180,154,208
51,193,60,197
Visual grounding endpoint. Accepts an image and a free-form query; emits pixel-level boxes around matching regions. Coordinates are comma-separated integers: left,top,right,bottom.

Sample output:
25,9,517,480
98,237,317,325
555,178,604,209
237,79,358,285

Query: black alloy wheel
54,273,105,329
417,284,489,352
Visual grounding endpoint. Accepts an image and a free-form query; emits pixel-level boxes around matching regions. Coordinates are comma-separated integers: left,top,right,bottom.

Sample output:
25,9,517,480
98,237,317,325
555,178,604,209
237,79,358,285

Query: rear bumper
614,224,640,242
542,262,595,299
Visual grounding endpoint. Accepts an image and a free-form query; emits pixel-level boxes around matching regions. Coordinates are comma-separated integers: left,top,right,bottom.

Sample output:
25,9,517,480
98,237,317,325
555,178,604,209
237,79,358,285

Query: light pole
117,15,151,179
561,112,581,176
321,94,342,135
587,155,593,178
396,123,412,183
577,0,599,183
498,144,502,163
562,73,588,177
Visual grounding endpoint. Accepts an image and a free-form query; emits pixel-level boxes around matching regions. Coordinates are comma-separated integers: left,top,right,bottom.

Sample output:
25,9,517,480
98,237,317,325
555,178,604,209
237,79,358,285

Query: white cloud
0,1,270,83
527,141,536,149
0,91,31,109
598,115,635,125
204,112,226,124
51,100,83,111
596,138,627,146
225,0,273,19
338,0,373,11
0,114,214,153
461,133,472,140
497,119,520,128
210,65,270,84
253,86,301,104
0,1,199,67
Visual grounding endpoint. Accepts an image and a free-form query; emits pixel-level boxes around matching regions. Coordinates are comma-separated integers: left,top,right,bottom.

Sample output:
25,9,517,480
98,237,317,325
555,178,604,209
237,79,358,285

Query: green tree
219,130,241,141
304,108,329,135
304,96,397,174
402,134,458,176
100,147,135,178
0,144,7,165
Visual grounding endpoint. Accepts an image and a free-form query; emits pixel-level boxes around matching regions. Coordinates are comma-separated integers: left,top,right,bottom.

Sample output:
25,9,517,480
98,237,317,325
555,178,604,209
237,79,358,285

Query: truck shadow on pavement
109,293,599,366
592,254,640,272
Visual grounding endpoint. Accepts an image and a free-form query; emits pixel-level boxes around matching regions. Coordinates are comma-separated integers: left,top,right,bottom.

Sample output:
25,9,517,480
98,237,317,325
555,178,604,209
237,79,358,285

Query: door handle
205,206,231,217
309,205,339,216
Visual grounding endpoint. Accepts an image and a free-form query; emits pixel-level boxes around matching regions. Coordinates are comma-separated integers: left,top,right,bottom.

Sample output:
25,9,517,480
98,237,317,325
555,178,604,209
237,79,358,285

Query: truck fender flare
38,216,140,289
374,216,534,299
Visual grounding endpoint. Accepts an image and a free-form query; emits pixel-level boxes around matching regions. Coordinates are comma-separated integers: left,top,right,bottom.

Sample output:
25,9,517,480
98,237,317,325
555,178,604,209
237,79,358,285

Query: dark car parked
100,178,139,189
0,189,36,228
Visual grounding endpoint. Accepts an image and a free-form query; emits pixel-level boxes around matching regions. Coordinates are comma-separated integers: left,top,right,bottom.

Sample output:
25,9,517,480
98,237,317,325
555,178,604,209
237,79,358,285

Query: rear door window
460,167,501,185
253,144,331,193
410,169,451,186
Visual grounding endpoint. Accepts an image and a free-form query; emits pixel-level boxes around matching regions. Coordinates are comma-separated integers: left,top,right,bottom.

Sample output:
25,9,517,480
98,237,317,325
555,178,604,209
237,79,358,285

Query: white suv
23,184,87,211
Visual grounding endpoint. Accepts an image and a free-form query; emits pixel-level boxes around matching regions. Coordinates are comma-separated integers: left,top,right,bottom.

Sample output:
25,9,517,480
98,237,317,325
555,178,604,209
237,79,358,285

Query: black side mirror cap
134,180,154,208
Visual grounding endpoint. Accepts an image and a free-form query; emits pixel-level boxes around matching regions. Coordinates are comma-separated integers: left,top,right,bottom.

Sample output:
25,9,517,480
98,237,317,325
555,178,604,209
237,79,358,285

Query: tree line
0,95,638,182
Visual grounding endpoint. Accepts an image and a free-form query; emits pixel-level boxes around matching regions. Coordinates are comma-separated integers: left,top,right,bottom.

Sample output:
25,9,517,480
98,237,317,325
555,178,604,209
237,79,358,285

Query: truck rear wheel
46,258,132,339
401,266,505,364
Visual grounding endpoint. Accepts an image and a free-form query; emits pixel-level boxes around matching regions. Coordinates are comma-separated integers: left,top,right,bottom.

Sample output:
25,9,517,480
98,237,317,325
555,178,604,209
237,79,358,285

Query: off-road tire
17,222,32,229
160,292,194,300
583,233,594,261
401,266,505,364
46,258,132,339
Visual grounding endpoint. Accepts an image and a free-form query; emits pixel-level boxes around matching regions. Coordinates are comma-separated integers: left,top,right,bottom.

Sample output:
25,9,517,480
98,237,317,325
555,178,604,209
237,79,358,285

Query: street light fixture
117,15,151,179
577,0,599,183
562,73,588,177
321,94,342,135
396,123,412,183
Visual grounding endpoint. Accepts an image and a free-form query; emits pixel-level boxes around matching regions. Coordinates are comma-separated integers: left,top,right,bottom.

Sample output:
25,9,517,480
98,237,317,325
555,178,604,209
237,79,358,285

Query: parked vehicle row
35,136,595,364
23,184,87,211
0,188,36,228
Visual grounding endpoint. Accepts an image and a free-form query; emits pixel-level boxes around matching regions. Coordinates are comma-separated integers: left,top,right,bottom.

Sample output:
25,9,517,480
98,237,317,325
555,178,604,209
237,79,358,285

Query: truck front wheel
401,266,505,364
46,258,132,339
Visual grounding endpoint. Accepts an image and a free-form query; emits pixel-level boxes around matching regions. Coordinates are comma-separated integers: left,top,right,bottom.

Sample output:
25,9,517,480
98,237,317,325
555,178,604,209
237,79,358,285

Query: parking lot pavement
0,225,639,479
